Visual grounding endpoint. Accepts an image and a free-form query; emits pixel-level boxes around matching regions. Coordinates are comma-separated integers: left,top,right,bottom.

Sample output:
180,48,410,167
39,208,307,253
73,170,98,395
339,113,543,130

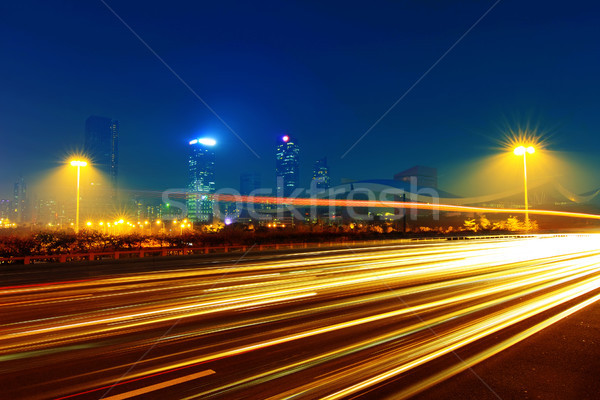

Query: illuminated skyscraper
187,138,216,223
311,157,330,190
276,135,299,197
84,116,119,191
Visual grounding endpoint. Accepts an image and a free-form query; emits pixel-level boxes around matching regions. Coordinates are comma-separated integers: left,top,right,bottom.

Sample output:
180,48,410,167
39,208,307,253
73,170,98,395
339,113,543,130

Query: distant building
160,202,183,221
13,177,27,223
276,134,299,197
33,198,60,226
187,138,216,223
240,172,261,196
129,193,163,222
0,199,11,219
311,157,331,190
84,116,119,192
394,165,437,189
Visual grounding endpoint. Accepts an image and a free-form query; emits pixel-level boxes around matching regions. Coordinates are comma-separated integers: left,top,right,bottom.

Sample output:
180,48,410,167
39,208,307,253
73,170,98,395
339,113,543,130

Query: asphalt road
1,235,600,400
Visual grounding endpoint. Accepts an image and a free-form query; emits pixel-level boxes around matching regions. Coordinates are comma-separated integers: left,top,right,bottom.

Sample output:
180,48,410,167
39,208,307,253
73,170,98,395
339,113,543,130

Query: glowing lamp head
514,146,535,156
513,146,525,156
190,138,216,146
282,135,289,142
70,160,87,167
224,218,232,225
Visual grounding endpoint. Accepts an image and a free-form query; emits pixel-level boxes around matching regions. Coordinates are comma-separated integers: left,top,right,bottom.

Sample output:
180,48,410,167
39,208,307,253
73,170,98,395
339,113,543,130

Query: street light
513,145,535,229
70,160,87,233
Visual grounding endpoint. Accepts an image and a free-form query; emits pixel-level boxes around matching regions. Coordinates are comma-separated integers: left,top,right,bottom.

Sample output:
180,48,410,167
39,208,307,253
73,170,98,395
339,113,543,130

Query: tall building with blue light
187,138,216,223
276,135,299,197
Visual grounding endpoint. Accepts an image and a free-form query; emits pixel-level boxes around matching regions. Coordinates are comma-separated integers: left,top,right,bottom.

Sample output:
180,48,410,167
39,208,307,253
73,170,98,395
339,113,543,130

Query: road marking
103,369,215,400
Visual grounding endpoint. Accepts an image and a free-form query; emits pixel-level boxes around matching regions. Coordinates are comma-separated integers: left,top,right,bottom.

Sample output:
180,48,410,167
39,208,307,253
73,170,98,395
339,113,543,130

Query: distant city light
190,138,217,146
224,218,232,225
282,135,289,142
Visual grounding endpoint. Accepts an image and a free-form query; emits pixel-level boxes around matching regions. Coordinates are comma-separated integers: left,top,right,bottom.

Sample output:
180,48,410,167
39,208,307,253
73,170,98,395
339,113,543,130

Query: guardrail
0,234,553,265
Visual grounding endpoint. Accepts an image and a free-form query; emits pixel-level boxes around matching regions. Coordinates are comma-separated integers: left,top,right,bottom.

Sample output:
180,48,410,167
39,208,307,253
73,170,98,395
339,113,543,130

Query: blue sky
1,0,599,198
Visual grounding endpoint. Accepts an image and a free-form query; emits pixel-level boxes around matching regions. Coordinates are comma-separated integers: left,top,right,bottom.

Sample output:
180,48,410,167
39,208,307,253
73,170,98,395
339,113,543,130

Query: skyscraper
84,116,119,191
311,157,331,190
276,135,299,197
187,138,216,223
13,177,27,223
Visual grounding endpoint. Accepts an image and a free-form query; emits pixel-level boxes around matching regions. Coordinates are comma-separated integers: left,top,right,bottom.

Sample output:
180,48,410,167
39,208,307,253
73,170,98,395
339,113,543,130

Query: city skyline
2,1,600,199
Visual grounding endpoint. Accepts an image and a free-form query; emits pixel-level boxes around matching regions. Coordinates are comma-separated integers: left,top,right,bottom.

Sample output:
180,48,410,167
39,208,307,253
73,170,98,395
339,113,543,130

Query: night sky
1,1,599,199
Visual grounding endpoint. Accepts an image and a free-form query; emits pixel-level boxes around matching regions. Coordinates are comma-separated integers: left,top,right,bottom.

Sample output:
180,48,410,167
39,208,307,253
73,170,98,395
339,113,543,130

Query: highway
1,235,600,399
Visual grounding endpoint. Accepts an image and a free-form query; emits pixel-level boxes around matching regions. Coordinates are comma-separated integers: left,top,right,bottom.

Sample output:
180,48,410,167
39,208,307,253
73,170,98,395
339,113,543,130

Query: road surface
1,235,600,399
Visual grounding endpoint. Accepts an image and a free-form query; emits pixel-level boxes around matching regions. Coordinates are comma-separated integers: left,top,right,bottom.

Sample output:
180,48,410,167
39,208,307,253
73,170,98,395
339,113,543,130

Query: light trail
214,193,600,220
102,369,215,400
1,235,600,399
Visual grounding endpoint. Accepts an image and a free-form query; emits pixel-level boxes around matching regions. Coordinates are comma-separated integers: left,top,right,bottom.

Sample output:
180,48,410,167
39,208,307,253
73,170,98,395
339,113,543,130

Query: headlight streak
0,291,318,343
0,241,534,331
175,256,600,399
315,275,600,400
75,252,600,390
2,235,600,400
387,291,600,400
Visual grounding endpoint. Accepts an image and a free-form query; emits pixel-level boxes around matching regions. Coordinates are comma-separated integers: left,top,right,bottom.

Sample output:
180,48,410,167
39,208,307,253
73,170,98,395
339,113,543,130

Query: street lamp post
70,160,87,233
513,146,535,229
